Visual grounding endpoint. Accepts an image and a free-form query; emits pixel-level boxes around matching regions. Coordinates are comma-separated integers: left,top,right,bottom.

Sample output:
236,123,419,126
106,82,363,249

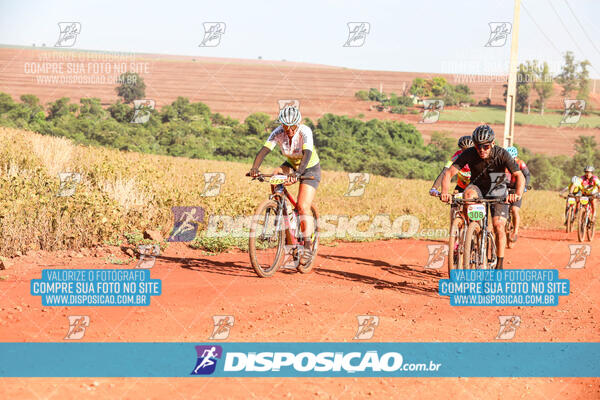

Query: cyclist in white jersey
249,106,321,265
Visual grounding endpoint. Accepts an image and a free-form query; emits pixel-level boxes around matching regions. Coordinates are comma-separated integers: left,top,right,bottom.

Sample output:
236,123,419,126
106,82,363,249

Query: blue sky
1,0,598,77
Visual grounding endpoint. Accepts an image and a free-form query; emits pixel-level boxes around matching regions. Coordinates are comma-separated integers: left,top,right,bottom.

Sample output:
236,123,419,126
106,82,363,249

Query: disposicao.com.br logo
191,345,441,376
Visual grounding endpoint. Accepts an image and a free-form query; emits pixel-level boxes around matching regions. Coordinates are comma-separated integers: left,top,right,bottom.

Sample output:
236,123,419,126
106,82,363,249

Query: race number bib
467,204,486,221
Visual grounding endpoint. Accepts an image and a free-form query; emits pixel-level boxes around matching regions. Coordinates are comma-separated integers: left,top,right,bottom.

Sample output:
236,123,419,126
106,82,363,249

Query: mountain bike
577,193,599,242
246,173,319,278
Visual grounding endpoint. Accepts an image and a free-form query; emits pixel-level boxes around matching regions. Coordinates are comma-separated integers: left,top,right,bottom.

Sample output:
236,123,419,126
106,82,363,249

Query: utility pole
503,0,521,148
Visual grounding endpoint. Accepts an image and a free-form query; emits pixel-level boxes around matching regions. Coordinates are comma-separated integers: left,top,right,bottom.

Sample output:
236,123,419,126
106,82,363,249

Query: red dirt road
1,229,599,399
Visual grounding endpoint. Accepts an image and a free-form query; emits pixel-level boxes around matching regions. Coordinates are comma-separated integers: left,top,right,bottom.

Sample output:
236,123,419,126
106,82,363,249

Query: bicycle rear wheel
463,222,483,269
297,205,319,274
249,199,284,278
448,217,465,276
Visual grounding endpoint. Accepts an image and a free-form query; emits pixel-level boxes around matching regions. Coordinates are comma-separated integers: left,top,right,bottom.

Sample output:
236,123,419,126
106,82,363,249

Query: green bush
390,105,407,114
355,90,369,101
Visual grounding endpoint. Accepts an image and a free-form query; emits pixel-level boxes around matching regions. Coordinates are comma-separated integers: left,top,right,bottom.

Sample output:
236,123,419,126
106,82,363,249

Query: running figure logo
421,100,444,124
561,100,585,124
168,206,205,242
345,173,370,197
496,315,521,340
57,172,81,197
209,316,234,340
199,22,226,47
64,315,90,340
191,345,223,375
343,22,370,47
354,315,379,340
566,244,591,269
485,22,511,47
131,99,155,124
425,244,448,269
55,22,81,47
201,173,226,197
136,244,161,269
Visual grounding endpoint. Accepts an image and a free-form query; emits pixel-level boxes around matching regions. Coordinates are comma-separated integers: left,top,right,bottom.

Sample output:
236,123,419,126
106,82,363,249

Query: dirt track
1,229,598,398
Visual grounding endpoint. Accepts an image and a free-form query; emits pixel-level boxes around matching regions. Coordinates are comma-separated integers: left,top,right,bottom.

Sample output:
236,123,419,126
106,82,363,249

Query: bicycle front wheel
249,199,284,278
463,221,483,269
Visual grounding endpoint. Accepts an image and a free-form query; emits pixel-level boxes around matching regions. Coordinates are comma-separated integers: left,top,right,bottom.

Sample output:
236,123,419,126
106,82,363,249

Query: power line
520,1,562,56
547,0,600,77
563,0,600,60
547,0,586,57
522,0,599,79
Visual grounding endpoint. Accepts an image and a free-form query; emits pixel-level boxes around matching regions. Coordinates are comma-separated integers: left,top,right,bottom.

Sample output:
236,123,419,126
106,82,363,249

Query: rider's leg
493,216,507,268
462,185,479,216
591,198,597,221
512,205,520,236
297,183,317,248
493,216,507,258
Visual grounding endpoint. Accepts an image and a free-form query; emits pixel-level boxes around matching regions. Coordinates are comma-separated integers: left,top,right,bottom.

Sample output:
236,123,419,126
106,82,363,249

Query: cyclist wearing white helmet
504,146,531,242
249,105,321,265
569,166,600,223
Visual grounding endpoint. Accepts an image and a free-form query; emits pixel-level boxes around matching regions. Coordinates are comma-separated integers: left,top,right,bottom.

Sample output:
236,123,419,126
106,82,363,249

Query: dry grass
28,133,74,177
0,127,565,256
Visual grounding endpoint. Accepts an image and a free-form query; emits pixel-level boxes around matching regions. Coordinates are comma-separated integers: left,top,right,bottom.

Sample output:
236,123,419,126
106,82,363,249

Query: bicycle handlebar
245,172,315,181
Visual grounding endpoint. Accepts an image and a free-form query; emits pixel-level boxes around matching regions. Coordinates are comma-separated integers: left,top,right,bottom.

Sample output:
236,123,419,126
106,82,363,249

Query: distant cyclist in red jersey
430,135,473,196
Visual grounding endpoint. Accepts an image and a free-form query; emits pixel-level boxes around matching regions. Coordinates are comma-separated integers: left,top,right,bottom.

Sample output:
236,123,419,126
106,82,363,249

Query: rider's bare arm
513,170,525,198
250,146,271,174
521,166,531,187
441,165,459,199
431,167,448,192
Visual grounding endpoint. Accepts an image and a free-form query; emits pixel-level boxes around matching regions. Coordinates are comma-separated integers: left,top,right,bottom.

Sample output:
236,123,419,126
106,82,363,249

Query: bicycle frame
458,197,501,269
270,183,302,245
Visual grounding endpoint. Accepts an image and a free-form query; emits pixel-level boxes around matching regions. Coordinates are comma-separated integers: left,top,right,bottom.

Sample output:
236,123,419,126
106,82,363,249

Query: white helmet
279,106,301,126
571,176,582,185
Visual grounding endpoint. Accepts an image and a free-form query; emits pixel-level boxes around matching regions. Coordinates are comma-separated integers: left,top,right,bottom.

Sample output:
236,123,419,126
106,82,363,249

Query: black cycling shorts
464,184,509,219
281,161,321,189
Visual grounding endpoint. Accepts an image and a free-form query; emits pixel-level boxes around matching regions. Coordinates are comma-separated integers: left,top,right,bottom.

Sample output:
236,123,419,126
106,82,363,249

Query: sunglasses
282,125,297,133
475,143,492,150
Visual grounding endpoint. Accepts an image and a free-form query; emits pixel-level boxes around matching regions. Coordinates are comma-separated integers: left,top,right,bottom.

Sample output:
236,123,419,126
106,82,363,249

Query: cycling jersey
576,175,600,196
264,124,320,170
452,146,520,197
445,150,471,189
